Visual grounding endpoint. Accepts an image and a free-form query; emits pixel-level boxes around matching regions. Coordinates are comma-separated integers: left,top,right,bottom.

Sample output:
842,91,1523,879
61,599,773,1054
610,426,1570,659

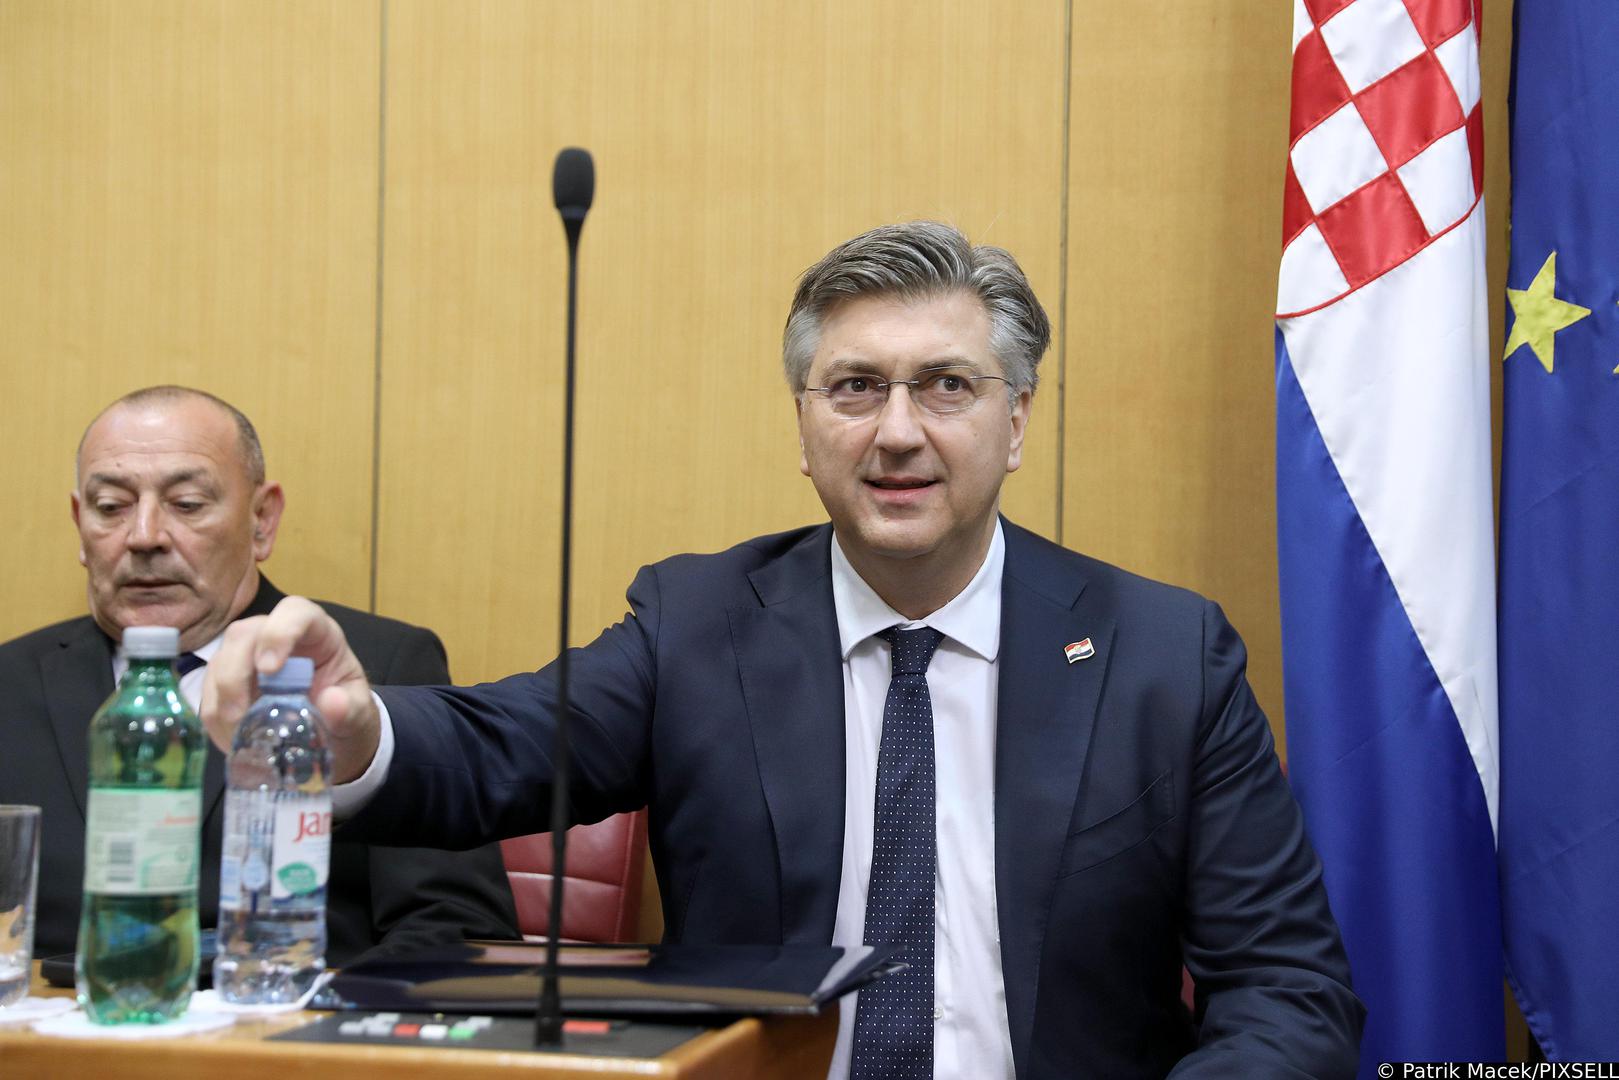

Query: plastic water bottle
77,626,205,1023
214,657,333,1003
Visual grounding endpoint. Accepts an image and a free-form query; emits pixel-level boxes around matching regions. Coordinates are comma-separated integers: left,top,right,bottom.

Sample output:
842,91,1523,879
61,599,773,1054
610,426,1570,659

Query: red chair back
500,809,648,943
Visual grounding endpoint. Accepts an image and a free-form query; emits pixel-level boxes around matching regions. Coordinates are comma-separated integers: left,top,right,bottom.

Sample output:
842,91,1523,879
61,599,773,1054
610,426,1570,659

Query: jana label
222,793,333,908
271,799,332,901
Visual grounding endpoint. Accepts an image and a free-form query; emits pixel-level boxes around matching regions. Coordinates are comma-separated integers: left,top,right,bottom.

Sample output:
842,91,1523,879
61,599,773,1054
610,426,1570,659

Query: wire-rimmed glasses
803,366,1010,419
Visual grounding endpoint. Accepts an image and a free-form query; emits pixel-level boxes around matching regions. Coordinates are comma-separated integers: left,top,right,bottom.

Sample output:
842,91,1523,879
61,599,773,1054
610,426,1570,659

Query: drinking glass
0,805,42,1007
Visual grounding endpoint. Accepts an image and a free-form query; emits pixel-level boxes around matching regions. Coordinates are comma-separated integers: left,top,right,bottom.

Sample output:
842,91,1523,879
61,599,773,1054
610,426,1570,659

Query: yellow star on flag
1504,252,1591,373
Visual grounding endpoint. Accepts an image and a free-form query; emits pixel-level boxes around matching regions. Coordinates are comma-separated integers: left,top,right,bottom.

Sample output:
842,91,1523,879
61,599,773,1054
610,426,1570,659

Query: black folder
315,940,903,1017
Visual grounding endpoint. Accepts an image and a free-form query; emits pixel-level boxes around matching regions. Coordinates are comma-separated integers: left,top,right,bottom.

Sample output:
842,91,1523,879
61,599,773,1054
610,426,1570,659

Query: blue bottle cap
261,656,315,692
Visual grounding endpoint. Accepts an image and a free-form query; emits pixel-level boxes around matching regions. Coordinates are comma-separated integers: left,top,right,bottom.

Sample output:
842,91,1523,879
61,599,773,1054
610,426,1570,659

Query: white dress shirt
825,521,1014,1080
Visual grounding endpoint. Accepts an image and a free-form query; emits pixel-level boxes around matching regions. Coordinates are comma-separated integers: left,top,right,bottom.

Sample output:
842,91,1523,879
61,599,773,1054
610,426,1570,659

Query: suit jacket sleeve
347,566,662,849
339,620,520,961
1170,602,1364,1079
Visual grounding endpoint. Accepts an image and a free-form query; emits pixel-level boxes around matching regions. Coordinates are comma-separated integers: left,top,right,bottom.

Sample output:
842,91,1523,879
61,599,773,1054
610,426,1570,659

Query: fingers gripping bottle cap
122,626,181,659
260,656,315,693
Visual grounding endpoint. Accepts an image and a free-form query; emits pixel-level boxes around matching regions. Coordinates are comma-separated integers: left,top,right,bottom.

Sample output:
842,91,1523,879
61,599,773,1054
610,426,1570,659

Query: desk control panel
270,1011,705,1057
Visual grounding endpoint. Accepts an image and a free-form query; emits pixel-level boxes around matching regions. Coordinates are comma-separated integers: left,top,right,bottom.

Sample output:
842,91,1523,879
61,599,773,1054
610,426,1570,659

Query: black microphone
535,146,593,1049
553,147,595,244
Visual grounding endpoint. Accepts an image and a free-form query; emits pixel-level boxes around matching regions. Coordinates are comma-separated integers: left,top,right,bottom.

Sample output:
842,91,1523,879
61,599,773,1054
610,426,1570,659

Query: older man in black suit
0,385,518,964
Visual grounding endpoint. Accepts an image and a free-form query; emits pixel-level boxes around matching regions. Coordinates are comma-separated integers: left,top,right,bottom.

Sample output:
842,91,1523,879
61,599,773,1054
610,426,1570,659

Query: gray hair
782,221,1051,397
77,385,266,486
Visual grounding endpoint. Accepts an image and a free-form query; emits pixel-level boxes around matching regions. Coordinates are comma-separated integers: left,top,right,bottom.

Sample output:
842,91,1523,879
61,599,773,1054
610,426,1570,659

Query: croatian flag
1275,0,1503,1071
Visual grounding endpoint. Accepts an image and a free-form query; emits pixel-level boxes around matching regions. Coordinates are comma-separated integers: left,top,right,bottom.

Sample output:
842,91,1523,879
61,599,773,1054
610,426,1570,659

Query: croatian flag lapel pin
1064,638,1094,664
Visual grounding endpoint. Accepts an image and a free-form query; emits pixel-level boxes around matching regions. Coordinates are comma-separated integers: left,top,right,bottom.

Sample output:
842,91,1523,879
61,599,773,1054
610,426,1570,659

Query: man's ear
70,491,87,566
1006,390,1033,474
796,395,812,477
251,482,285,562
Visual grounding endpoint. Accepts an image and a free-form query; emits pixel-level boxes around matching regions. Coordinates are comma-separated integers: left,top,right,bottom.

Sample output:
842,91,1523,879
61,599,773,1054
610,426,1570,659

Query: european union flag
1499,1,1619,1060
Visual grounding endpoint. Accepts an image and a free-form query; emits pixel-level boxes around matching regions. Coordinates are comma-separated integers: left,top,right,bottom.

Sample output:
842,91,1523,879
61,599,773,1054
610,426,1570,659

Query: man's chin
836,508,998,570
115,581,189,602
842,521,944,563
105,599,203,637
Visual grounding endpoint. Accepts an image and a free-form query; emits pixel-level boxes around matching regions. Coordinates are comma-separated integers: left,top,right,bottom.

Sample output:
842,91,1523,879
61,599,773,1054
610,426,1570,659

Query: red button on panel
562,1020,611,1036
393,1024,422,1037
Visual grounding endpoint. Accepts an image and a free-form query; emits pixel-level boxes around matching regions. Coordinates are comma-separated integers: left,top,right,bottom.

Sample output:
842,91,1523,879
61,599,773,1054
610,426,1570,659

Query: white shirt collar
829,519,1004,662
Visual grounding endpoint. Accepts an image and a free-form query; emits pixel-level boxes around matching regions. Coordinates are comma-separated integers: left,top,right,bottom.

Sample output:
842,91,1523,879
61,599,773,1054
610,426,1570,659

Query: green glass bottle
76,626,206,1023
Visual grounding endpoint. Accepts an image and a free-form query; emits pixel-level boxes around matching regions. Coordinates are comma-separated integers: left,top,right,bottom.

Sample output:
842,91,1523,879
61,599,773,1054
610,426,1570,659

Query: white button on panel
419,1024,449,1040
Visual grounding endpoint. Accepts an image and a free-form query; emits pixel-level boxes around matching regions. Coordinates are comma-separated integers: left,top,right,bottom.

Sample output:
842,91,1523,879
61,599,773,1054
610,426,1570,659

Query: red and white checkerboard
1277,0,1483,317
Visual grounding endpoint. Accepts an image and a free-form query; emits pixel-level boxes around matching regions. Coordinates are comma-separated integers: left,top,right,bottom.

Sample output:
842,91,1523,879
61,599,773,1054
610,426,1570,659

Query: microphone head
552,147,595,225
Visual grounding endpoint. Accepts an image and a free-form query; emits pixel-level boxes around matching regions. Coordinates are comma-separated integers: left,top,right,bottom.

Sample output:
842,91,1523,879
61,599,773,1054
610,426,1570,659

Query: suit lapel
41,622,117,821
994,523,1116,1074
729,527,846,945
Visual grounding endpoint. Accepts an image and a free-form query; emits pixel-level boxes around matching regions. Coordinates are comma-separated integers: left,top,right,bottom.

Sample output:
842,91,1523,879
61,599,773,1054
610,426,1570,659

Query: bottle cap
260,656,315,692
122,626,181,659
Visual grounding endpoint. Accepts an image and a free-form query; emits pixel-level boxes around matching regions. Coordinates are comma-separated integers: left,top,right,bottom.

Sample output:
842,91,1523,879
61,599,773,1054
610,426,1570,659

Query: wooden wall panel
377,0,1068,683
0,1,381,643
1062,1,1292,736
1061,1,1516,742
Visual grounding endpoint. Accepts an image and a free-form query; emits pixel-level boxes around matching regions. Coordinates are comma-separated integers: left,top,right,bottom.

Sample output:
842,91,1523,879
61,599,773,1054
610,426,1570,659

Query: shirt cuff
331,690,395,820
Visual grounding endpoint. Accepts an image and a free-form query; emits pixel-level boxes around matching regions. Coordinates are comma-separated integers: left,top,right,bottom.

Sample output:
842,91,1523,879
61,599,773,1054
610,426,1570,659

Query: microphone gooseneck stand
535,146,595,1049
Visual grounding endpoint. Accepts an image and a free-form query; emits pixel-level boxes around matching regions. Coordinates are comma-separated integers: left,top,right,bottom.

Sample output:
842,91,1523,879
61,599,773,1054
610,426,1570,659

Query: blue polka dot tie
175,652,206,678
852,625,944,1080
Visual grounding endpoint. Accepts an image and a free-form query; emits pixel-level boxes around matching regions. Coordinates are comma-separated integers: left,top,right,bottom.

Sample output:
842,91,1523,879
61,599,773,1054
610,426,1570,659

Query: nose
127,496,171,551
872,383,929,454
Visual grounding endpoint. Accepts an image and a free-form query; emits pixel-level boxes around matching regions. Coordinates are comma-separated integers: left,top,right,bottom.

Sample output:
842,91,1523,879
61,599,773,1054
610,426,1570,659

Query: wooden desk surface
0,965,838,1079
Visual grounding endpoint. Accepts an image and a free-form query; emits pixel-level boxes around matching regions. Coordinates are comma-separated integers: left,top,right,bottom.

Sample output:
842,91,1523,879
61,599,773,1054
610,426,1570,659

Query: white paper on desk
33,1007,235,1039
0,997,74,1026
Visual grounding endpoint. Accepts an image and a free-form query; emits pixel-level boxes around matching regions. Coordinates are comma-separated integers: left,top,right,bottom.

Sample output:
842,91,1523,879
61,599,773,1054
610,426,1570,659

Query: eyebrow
84,468,218,494
819,355,988,377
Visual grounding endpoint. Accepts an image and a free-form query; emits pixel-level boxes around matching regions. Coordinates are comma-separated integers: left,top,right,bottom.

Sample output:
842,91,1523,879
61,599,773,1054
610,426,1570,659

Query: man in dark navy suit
0,386,518,964
205,224,1363,1078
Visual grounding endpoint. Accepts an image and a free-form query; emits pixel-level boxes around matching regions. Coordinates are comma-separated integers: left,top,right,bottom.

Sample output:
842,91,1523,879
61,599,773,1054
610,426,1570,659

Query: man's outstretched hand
201,596,382,784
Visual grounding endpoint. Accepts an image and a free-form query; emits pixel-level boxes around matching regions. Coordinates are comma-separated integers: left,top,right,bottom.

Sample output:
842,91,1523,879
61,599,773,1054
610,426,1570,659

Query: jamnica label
270,797,332,900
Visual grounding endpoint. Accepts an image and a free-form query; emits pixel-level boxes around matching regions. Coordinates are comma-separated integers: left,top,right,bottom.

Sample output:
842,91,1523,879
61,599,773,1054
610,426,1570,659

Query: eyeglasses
803,367,1011,419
